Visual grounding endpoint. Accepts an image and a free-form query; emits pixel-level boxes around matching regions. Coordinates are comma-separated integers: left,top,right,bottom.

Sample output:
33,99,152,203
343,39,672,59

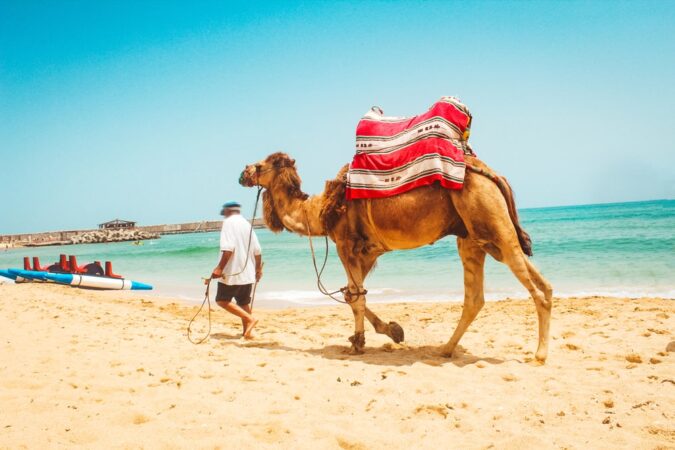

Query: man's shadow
210,332,243,341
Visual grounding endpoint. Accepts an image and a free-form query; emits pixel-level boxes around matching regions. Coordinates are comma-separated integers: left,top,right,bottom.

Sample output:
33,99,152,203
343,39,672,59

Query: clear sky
1,1,673,234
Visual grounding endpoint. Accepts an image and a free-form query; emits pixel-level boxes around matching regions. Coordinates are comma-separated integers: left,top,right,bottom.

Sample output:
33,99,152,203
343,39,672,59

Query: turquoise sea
1,200,673,308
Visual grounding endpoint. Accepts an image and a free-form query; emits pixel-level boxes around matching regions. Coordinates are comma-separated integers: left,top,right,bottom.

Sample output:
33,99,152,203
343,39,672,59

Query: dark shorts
215,283,253,306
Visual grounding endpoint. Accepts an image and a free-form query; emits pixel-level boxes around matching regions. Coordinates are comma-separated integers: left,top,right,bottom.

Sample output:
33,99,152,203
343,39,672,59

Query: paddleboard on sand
0,269,17,283
3,269,152,290
43,272,152,290
0,269,18,280
8,269,50,281
5,268,36,282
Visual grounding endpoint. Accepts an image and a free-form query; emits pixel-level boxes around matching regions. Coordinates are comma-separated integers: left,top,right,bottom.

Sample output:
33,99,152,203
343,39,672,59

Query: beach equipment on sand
8,269,49,281
5,268,35,282
43,272,152,290
0,269,17,281
3,267,152,290
25,255,109,276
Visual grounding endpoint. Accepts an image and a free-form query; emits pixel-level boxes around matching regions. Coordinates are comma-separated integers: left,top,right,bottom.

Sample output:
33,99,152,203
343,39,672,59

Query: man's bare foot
243,318,259,339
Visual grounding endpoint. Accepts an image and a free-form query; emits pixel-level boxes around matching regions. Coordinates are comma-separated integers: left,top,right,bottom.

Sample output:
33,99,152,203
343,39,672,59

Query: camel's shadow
303,344,508,368
209,332,510,367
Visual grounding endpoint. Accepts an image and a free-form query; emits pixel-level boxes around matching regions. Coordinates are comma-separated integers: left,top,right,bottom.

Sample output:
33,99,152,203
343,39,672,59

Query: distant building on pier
98,219,136,230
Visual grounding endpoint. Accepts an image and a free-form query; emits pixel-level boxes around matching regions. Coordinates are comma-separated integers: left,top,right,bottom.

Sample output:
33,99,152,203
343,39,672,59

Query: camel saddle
346,96,474,200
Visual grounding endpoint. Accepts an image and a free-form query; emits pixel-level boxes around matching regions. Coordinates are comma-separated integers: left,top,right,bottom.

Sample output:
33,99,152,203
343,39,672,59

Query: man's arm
212,251,233,279
255,254,263,281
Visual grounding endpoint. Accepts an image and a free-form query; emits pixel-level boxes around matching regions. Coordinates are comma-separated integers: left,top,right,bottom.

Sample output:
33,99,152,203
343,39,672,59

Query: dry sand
0,283,673,449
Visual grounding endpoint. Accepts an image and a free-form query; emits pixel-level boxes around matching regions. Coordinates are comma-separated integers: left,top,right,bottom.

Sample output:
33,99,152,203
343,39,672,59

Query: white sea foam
252,285,674,309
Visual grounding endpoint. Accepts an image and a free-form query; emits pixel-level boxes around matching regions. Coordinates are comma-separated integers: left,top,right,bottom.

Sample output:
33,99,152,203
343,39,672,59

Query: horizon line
1,198,671,237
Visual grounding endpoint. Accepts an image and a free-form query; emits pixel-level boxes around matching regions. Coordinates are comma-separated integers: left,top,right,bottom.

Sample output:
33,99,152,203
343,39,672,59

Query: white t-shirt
219,214,262,285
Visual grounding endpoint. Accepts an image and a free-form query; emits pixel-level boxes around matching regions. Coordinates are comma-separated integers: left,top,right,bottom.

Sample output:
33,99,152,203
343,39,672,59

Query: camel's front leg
346,289,367,355
336,242,368,354
359,253,404,344
365,307,405,343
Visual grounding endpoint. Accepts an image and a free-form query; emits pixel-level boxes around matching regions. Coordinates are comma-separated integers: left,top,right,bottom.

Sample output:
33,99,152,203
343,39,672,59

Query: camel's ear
290,158,296,167
262,190,285,233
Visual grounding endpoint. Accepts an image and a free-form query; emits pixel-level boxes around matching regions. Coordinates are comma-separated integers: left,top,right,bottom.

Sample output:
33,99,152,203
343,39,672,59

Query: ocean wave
126,245,217,258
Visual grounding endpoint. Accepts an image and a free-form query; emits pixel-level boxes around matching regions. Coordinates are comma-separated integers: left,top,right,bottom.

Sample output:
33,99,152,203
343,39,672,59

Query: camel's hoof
388,321,404,344
348,332,365,355
439,345,455,358
348,346,365,355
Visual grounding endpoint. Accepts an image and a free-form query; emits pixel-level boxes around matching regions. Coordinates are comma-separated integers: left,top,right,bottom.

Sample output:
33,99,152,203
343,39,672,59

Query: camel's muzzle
239,167,254,187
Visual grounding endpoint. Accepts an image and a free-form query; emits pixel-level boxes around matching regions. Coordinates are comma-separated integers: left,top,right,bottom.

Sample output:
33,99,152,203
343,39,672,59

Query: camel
239,152,553,362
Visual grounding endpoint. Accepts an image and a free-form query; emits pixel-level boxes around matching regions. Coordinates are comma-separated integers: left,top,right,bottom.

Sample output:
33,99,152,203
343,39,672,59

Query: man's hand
211,266,223,280
255,268,263,282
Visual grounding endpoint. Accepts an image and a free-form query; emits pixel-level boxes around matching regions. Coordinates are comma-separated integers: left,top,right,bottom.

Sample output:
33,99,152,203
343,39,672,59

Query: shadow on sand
208,332,512,367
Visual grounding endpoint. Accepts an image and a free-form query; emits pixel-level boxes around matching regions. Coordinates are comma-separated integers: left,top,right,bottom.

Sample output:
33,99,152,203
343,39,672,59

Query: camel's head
240,152,307,233
239,152,298,189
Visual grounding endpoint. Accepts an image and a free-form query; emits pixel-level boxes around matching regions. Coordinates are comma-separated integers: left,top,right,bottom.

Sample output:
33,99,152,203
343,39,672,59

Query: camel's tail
467,165,533,256
497,176,533,256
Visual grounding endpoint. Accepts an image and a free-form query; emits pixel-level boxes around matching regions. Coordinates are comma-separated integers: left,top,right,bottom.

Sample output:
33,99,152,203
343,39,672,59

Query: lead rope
187,185,264,344
304,208,350,304
186,280,212,344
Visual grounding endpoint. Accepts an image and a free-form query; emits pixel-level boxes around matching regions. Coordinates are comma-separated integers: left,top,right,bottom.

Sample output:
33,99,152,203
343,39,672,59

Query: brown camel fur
240,152,553,362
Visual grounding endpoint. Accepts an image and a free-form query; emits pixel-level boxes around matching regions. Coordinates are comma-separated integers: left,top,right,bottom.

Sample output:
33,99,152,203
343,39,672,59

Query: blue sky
1,1,673,234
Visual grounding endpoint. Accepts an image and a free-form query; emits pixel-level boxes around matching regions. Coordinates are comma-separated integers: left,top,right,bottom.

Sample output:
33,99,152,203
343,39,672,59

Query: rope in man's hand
187,276,213,345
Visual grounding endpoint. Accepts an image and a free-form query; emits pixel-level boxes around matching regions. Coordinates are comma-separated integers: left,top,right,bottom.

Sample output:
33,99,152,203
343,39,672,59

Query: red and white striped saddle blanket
345,97,473,200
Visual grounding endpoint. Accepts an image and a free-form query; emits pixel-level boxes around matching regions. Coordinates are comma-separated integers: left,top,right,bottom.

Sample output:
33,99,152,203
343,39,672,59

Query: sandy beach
0,283,673,449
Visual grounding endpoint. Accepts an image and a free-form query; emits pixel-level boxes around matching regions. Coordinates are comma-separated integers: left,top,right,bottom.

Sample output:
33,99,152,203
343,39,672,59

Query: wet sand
0,283,673,449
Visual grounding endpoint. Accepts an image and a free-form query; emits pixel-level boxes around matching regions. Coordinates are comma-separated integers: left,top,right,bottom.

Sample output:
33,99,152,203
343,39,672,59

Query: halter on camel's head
239,152,299,189
239,152,310,234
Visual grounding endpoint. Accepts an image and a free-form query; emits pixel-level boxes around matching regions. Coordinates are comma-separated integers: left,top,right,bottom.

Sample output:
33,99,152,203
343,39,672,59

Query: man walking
211,201,262,339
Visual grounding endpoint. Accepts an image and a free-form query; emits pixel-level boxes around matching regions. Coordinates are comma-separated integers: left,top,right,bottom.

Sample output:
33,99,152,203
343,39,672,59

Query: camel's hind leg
440,237,487,357
450,172,552,362
523,257,553,361
500,247,552,362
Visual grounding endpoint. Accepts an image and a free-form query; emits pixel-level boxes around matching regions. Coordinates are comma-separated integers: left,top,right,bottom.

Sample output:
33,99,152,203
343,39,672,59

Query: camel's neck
268,182,326,236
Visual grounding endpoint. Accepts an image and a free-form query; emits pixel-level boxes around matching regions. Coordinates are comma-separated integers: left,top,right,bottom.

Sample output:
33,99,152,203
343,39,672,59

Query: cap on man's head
222,201,241,210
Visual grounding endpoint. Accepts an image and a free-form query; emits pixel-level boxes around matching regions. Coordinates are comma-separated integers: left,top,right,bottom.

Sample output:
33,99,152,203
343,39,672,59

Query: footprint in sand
336,437,368,450
625,354,642,363
414,404,450,419
132,414,150,425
